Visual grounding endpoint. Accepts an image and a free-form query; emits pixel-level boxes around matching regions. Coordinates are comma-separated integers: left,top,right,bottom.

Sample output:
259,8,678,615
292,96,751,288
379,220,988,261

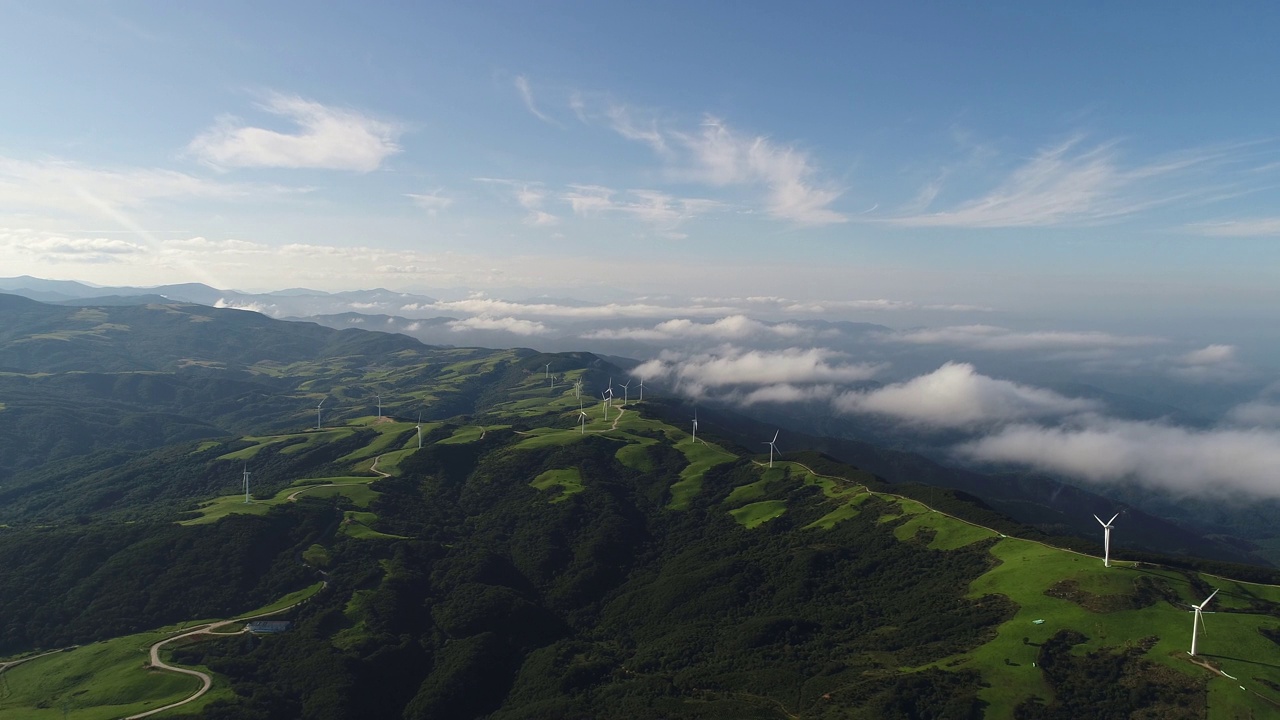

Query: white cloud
187,93,403,171
960,418,1280,498
214,298,275,314
446,315,548,335
423,297,741,319
583,315,810,342
883,324,1163,351
635,347,883,392
736,383,838,406
514,75,561,127
407,190,453,215
0,230,147,263
1226,399,1280,427
833,362,1098,427
1180,344,1236,365
476,178,558,226
562,184,721,233
889,136,1225,228
1170,344,1246,382
679,117,846,225
607,105,668,155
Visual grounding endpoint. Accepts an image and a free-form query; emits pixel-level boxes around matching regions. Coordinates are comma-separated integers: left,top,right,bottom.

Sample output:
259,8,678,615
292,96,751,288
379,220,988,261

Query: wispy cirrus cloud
406,189,453,216
833,362,1099,427
888,136,1236,228
187,93,403,172
1186,217,1280,237
514,75,562,127
881,324,1163,351
677,116,846,226
562,184,721,235
0,156,288,215
474,178,558,226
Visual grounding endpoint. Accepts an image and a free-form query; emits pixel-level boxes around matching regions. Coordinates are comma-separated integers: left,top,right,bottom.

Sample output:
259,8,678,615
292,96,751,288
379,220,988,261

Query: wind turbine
1188,588,1219,657
574,378,582,400
1094,513,1120,567
375,393,382,419
764,430,780,468
316,397,325,430
242,464,251,504
601,391,610,421
545,362,550,380
637,378,644,402
620,380,630,406
691,410,698,443
578,410,588,434
416,412,423,449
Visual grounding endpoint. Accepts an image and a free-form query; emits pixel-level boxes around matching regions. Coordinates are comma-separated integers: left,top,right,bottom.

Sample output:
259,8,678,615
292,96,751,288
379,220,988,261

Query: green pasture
666,440,739,510
729,500,787,528
530,468,584,503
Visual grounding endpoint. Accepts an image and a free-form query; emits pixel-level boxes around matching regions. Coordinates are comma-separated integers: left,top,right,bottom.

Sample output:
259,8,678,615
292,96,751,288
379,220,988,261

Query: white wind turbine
242,464,251,504
316,397,326,430
764,430,780,468
637,378,644,402
1094,513,1120,567
601,391,610,421
620,380,630,406
1188,588,1219,657
691,410,698,443
416,412,423,449
578,410,589,434
545,362,550,380
376,393,382,419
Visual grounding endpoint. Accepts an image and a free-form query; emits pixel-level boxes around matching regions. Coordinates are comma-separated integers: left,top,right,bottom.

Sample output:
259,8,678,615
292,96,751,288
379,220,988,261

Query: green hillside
2,297,1278,718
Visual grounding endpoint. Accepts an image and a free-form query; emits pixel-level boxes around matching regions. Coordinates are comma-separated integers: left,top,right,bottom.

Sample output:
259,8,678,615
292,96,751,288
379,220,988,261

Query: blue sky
3,2,1280,334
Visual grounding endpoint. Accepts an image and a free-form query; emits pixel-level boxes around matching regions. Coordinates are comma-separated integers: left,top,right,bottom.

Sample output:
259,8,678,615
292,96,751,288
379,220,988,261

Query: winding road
123,591,323,719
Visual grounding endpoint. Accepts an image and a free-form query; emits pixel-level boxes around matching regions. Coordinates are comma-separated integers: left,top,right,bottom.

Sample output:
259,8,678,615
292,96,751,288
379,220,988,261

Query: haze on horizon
4,2,1280,500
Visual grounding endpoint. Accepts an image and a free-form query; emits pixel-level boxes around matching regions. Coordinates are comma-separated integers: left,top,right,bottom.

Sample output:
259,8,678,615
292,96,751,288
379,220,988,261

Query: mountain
4,294,1280,719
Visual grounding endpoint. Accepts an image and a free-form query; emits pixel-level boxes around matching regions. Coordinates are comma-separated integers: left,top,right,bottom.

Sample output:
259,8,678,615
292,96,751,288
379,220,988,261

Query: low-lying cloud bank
634,347,883,396
832,362,1099,427
583,315,812,342
959,418,1280,497
882,324,1163,351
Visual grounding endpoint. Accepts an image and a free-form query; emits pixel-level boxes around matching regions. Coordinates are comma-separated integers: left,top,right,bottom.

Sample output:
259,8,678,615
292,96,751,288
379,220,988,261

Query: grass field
729,500,787,528
530,468,584,502
667,439,738,510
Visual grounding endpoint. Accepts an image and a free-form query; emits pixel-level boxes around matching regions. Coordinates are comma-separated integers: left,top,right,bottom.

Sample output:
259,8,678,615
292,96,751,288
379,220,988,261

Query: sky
4,2,1280,498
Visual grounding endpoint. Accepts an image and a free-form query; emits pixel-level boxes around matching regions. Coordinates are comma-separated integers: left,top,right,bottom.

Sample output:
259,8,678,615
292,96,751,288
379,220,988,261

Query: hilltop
1,295,1278,718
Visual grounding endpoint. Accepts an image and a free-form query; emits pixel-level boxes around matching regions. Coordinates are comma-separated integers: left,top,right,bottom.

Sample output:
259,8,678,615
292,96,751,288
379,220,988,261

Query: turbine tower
764,430,779,468
416,412,423,449
691,410,698,443
545,362,550,379
1094,513,1120,567
637,378,644,402
578,410,589,434
242,464,251,504
601,391,610,421
316,397,326,430
376,393,382,419
1188,588,1218,656
620,381,630,407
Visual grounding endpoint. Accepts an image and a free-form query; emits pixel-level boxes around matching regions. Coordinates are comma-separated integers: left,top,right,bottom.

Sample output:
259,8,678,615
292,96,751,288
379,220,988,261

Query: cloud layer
960,419,1280,497
833,362,1099,427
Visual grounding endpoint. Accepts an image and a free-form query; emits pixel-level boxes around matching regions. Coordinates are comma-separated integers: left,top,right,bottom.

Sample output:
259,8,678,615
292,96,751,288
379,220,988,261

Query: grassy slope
0,583,325,719
38,353,1280,718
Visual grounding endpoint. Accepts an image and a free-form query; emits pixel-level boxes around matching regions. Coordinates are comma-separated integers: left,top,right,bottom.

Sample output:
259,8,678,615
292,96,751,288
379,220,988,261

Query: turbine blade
772,430,780,443
1094,514,1105,526
1108,513,1120,525
1203,589,1219,609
